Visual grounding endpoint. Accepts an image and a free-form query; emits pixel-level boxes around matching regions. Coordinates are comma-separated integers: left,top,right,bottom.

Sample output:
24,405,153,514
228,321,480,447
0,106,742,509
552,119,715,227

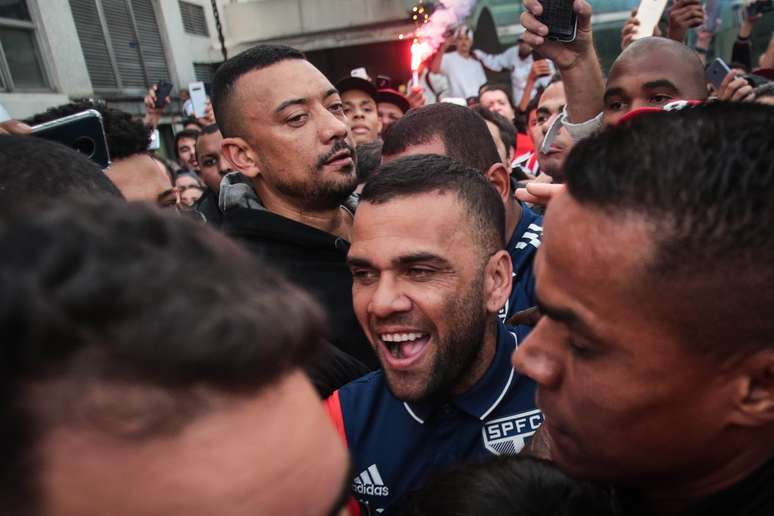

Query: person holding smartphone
519,0,708,135
474,37,556,109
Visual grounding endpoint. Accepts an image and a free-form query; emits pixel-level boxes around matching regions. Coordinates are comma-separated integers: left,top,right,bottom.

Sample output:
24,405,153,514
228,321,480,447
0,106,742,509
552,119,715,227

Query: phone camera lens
73,136,96,158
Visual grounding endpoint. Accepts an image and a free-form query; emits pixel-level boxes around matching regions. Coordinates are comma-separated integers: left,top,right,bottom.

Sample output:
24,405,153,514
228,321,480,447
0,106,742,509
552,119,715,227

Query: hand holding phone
705,57,731,90
155,80,173,109
31,110,111,168
189,82,207,119
536,0,578,42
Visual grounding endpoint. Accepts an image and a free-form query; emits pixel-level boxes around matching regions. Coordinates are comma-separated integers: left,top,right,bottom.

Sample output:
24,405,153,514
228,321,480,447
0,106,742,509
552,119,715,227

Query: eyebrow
603,87,625,103
275,88,340,114
534,291,603,342
536,107,551,116
534,291,579,325
346,252,451,269
641,79,679,92
396,252,451,268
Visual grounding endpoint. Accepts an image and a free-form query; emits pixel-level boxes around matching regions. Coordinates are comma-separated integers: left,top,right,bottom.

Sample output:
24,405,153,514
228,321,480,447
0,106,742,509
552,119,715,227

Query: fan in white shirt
430,27,488,100
474,38,555,108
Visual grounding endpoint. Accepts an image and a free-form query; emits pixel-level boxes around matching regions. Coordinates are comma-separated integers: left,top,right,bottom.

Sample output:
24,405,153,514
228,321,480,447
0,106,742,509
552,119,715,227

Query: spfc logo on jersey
482,409,544,455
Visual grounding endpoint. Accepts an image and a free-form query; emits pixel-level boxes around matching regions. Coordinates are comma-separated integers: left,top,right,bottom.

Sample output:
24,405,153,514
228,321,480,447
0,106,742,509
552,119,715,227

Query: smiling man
212,44,377,368
513,103,774,515
326,155,541,516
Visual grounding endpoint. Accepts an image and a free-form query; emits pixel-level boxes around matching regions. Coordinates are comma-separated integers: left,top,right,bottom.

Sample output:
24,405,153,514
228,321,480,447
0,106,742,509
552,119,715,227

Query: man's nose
368,275,411,319
512,318,563,390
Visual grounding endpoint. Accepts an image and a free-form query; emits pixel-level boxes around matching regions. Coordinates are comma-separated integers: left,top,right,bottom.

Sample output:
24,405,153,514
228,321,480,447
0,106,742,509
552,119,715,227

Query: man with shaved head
519,0,708,135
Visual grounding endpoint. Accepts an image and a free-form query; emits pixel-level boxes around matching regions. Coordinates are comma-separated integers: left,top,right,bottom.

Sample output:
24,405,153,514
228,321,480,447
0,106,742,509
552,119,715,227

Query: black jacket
222,206,378,369
194,188,223,227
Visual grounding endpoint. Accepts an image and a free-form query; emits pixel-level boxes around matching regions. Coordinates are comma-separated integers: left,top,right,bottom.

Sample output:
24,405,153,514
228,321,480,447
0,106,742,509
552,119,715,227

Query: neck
458,48,471,58
637,441,774,515
505,199,521,244
256,184,353,240
451,319,498,396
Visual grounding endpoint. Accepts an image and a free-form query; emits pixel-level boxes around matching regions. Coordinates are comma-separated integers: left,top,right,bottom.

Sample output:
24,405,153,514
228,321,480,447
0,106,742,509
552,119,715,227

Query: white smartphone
189,81,207,118
634,0,669,39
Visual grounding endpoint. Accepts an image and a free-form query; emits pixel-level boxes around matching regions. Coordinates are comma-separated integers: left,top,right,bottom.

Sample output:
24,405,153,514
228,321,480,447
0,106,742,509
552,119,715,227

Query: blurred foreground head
0,200,350,516
513,103,774,507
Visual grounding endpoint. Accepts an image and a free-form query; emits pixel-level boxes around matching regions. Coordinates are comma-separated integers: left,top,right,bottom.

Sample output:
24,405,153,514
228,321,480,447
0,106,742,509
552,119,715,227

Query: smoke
418,0,478,51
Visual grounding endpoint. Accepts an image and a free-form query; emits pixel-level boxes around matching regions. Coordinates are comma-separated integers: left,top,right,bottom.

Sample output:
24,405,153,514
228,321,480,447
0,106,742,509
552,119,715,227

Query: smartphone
537,0,578,42
705,58,731,90
155,80,173,109
31,109,111,169
634,0,669,39
189,81,207,118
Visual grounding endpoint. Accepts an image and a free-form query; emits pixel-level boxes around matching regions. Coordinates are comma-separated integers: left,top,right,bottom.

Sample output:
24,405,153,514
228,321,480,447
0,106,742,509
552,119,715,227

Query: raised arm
520,0,604,124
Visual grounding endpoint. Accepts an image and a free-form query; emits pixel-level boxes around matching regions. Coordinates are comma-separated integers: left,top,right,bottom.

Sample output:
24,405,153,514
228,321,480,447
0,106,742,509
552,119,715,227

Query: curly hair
27,100,150,160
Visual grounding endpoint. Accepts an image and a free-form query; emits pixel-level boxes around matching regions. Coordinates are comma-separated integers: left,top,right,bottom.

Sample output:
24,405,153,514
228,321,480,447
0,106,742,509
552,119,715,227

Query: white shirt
474,47,555,105
440,51,488,99
408,69,450,104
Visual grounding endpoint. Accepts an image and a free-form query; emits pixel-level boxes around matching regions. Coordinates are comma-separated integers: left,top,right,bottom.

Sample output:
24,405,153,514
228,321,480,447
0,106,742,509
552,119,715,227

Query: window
0,0,49,91
69,0,171,93
179,1,208,37
193,62,217,83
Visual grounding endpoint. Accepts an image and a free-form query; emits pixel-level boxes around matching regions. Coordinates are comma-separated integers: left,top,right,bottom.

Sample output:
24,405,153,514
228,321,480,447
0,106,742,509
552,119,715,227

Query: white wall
224,0,408,51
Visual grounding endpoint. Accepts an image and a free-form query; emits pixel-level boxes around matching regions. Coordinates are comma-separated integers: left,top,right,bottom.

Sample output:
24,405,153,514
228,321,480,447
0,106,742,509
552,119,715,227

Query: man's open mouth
378,331,430,363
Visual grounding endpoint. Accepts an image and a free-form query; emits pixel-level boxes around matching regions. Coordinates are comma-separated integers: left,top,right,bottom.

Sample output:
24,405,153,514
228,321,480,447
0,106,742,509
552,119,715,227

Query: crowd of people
1,1,774,515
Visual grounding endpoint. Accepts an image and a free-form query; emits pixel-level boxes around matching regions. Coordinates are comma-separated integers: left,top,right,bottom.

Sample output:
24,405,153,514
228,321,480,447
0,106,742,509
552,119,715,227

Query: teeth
380,332,425,343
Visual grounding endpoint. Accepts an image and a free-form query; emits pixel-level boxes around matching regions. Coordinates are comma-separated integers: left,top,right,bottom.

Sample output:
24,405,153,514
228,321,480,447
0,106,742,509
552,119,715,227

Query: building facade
0,0,226,119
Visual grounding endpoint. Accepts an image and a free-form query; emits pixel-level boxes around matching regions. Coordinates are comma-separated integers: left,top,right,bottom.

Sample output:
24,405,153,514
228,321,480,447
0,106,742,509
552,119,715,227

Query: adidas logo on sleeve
353,464,390,496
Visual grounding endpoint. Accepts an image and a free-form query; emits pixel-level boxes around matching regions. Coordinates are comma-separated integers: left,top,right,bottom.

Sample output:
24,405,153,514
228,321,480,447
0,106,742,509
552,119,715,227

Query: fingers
523,0,543,17
515,183,565,206
719,72,755,102
506,306,543,327
0,119,32,135
574,0,593,29
730,79,755,102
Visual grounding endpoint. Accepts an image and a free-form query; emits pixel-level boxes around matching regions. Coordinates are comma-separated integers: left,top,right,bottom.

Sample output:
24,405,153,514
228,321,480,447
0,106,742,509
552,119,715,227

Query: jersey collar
403,321,519,423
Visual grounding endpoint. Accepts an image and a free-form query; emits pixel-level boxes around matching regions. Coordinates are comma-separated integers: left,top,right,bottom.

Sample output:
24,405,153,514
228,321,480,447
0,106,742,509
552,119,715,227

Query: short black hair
401,455,620,516
199,123,220,135
212,44,305,138
565,102,774,355
381,102,501,174
355,140,382,183
0,135,123,202
27,100,150,160
0,200,325,515
479,82,515,111
473,106,517,157
174,128,201,160
361,154,504,255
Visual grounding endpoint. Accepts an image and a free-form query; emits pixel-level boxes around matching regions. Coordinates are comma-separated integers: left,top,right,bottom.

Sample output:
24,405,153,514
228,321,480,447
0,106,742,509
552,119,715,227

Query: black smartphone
705,58,731,90
155,80,173,108
31,109,111,169
537,0,578,42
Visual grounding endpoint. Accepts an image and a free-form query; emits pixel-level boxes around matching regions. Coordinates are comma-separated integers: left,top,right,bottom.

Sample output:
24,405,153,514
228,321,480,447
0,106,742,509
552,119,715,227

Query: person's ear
729,350,774,427
483,249,513,314
221,137,260,178
484,163,512,204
